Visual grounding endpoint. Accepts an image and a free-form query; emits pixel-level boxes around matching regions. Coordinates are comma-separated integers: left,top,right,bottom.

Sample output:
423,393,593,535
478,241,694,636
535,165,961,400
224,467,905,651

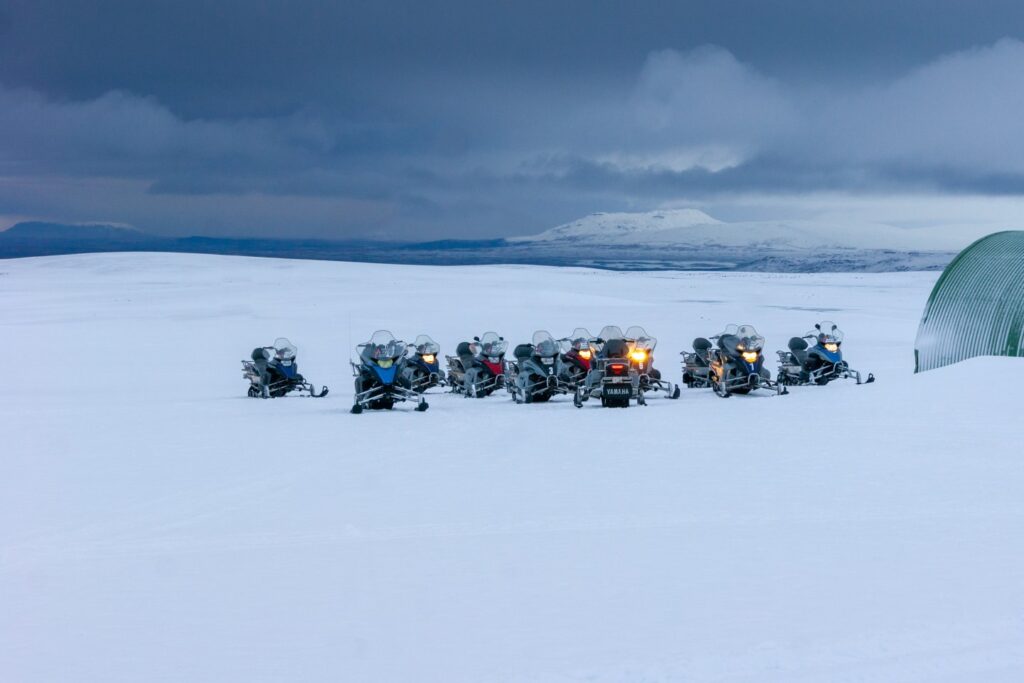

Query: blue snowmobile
776,321,875,386
242,337,328,398
402,334,446,393
350,330,428,414
707,324,786,397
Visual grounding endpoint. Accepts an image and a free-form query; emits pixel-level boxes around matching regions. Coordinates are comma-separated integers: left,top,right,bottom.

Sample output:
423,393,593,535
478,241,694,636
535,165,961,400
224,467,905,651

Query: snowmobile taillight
578,349,592,360
824,343,839,353
741,351,759,363
629,349,647,363
608,363,627,376
422,354,436,364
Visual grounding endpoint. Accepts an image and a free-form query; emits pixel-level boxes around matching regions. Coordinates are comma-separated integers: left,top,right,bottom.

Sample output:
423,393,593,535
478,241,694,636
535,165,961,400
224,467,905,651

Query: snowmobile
508,330,571,403
624,326,680,399
445,331,508,397
680,337,715,389
574,325,645,408
707,324,787,398
242,338,328,398
350,330,428,414
776,321,875,386
403,334,446,393
558,328,595,391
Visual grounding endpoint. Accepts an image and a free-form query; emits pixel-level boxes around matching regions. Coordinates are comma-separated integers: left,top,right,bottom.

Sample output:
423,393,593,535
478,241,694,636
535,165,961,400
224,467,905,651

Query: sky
3,0,1024,241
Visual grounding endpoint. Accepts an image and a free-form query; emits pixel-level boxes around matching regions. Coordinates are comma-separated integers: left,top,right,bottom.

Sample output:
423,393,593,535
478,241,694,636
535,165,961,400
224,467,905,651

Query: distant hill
3,222,152,241
0,222,171,258
0,218,955,272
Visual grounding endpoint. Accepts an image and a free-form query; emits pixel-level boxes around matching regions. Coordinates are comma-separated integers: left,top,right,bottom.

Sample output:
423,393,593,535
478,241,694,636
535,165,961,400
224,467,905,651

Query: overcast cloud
2,1,1024,239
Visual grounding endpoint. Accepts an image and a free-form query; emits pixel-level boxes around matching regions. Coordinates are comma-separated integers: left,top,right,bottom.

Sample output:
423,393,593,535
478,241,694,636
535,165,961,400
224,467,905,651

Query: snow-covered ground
2,253,1022,682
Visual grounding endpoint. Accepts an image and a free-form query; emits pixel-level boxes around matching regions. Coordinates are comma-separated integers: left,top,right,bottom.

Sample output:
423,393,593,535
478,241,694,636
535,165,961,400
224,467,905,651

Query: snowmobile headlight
421,354,436,364
741,351,759,363
824,343,839,353
578,349,592,360
377,358,394,369
629,349,647,362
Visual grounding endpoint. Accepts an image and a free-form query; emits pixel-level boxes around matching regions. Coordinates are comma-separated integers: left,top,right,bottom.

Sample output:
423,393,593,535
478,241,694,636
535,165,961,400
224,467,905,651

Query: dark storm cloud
2,1,1024,238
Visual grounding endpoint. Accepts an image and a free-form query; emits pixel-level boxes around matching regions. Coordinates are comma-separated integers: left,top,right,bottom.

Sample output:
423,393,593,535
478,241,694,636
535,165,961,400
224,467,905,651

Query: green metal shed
915,231,1024,372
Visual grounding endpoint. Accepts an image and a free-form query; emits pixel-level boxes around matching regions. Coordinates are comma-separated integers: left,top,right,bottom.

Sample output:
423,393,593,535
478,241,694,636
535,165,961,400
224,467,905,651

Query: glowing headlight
824,343,839,353
629,349,647,363
741,351,759,363
421,354,436,364
377,358,394,369
578,349,592,360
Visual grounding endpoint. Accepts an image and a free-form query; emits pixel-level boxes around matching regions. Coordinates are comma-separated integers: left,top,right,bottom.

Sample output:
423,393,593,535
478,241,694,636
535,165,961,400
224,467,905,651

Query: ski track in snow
2,252,1023,682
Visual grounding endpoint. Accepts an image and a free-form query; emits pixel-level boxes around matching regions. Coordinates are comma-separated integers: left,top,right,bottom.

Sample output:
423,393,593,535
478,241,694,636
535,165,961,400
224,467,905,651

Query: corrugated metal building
915,231,1024,372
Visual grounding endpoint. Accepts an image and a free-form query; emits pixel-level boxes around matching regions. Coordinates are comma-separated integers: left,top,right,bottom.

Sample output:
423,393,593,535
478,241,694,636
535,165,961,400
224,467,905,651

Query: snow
2,252,1023,682
509,209,720,242
509,208,968,251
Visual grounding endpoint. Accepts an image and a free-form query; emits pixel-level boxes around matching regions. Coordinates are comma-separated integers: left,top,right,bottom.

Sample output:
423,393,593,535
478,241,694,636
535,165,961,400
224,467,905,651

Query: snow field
2,253,1022,682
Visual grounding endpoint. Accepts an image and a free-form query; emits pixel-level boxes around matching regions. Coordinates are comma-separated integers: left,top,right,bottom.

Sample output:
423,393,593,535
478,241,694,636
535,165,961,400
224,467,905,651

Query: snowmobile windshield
273,338,297,360
532,330,559,357
413,334,440,355
598,325,625,341
366,330,404,360
737,324,765,352
811,321,844,344
720,324,764,352
625,326,657,350
565,327,594,351
478,331,507,356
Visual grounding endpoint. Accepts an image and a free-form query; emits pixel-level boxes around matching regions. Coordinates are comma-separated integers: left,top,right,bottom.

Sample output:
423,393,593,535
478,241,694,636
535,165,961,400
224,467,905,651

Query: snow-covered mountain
509,208,964,252
509,208,721,243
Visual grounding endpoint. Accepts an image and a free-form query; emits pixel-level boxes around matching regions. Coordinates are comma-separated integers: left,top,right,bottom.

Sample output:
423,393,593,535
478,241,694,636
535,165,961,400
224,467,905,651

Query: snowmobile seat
456,341,477,361
692,338,712,365
788,336,809,365
513,343,534,360
602,338,630,359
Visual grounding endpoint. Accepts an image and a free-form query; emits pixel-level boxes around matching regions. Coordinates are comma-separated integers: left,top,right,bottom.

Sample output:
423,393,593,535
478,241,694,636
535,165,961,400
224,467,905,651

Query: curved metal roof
915,231,1024,372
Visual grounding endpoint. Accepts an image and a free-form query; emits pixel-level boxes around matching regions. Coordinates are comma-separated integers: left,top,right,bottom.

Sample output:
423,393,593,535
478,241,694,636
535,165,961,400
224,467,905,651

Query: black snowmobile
509,330,571,404
776,321,875,386
242,337,328,398
445,332,508,397
707,324,786,397
350,330,428,413
574,325,645,408
624,326,680,399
